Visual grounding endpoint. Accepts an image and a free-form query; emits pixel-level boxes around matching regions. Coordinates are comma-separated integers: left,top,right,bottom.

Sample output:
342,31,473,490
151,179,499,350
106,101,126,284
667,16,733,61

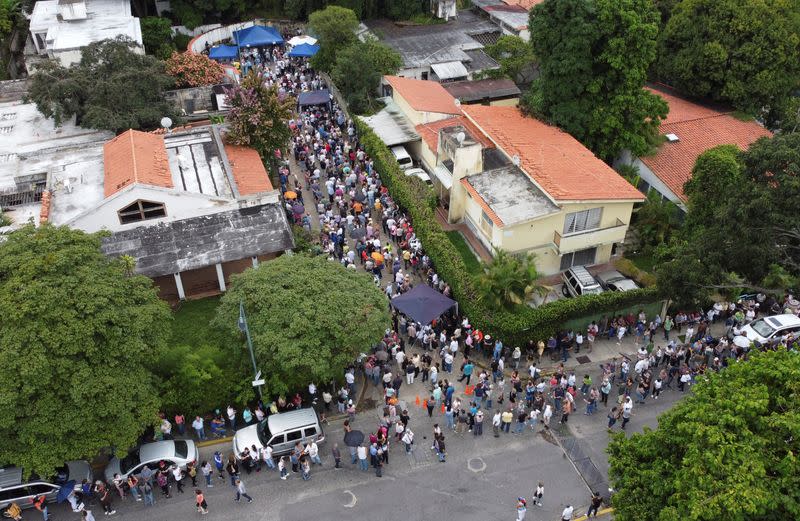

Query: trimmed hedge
355,118,661,344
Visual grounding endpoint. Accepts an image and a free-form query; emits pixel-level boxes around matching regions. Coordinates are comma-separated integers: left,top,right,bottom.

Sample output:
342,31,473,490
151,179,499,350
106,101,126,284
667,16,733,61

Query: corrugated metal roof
431,61,470,80
359,97,420,146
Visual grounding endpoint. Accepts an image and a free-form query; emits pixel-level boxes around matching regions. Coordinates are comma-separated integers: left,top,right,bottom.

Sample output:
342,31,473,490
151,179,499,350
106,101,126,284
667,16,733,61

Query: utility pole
238,299,263,399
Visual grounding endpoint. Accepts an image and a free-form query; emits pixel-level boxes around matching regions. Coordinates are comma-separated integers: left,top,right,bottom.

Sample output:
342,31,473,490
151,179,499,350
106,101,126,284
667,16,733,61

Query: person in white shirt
305,441,321,465
561,504,574,520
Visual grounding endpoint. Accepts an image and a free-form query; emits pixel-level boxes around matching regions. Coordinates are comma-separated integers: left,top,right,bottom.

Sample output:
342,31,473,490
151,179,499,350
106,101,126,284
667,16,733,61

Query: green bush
355,118,661,343
173,33,192,52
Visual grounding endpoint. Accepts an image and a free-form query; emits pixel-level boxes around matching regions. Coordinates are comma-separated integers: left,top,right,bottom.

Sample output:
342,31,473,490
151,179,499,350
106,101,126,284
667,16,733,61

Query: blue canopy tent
288,43,319,57
208,44,239,61
297,89,331,110
390,284,457,325
233,25,284,47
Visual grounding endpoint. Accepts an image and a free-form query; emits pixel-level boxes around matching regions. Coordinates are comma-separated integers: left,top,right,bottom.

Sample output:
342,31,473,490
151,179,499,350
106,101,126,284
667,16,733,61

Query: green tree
0,0,20,36
656,0,800,118
140,16,174,55
684,144,742,226
385,0,423,20
483,35,537,83
331,38,402,113
26,37,179,132
630,190,682,255
224,71,294,161
169,0,246,29
308,5,359,72
528,0,668,160
214,255,391,397
0,225,170,477
608,350,800,521
476,250,549,309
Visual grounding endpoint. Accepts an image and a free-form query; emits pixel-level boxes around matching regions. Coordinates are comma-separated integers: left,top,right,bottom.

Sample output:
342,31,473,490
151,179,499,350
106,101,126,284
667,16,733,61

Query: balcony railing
553,218,627,253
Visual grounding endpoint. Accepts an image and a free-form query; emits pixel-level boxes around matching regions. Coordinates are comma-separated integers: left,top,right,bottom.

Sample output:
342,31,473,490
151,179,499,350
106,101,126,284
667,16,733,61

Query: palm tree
632,190,681,253
475,249,549,309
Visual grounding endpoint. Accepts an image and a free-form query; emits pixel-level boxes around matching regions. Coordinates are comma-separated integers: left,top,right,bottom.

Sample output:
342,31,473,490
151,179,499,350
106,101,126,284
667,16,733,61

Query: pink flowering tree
224,71,295,162
165,51,226,88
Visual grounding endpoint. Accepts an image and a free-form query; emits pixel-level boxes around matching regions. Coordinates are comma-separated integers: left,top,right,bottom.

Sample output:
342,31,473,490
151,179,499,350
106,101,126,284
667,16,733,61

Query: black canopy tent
297,89,331,111
390,284,457,325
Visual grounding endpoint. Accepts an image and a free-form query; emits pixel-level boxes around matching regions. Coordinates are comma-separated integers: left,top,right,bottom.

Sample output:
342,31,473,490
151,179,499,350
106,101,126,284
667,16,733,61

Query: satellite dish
160,117,173,131
454,99,461,107
456,132,466,145
512,155,520,166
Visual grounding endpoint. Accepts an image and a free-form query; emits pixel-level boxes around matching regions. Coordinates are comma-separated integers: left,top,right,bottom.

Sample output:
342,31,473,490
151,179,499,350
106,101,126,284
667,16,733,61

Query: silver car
104,440,199,482
0,461,91,510
595,270,639,292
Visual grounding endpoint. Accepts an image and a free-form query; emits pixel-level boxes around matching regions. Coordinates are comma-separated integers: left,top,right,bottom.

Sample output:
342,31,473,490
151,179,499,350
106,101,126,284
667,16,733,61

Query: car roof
766,314,800,328
139,441,176,463
267,408,318,433
596,270,626,283
0,467,23,488
566,266,600,287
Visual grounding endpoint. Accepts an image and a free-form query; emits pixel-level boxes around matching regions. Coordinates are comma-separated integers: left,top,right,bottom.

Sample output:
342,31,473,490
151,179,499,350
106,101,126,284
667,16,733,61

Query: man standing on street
233,479,253,503
492,410,501,437
192,416,205,440
561,504,574,520
587,491,603,517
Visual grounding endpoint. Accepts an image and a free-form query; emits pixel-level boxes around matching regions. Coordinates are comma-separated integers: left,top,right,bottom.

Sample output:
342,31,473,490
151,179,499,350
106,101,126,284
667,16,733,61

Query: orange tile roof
415,115,496,153
384,75,462,116
224,144,273,196
462,105,644,201
104,130,172,197
460,177,504,227
502,0,545,10
640,88,773,202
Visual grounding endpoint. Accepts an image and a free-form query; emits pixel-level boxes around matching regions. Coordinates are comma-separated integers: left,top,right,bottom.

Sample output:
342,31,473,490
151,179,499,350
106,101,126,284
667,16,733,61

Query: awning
233,25,284,47
431,61,469,80
359,97,419,146
288,35,317,46
390,284,457,325
433,165,453,190
208,45,238,60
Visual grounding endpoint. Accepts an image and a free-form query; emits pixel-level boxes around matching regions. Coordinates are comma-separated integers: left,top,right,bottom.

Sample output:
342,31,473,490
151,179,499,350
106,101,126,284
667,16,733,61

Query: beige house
372,76,644,275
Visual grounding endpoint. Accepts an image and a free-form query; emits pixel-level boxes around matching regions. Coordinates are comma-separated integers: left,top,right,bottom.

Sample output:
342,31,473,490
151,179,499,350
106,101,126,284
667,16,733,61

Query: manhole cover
576,355,591,364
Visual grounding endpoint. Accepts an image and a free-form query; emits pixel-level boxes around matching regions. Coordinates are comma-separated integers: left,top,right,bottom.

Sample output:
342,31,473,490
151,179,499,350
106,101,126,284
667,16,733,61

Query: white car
737,313,800,345
595,270,639,292
404,167,432,185
104,440,198,482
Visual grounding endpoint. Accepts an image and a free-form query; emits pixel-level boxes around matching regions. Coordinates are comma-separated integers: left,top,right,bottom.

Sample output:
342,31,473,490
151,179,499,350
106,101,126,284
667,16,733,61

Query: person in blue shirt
458,360,474,385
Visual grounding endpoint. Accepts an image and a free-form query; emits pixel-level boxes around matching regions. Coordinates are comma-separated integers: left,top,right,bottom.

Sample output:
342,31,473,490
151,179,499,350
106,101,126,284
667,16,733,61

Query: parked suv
0,461,91,511
561,266,603,297
233,408,325,459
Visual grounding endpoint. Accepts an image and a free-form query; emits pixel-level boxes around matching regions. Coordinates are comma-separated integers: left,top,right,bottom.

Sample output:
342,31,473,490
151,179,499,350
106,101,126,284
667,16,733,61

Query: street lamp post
238,299,263,399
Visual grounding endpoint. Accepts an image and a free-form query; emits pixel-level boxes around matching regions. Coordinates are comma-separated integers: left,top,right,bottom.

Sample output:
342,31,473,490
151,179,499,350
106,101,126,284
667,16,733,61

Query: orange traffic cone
415,395,421,407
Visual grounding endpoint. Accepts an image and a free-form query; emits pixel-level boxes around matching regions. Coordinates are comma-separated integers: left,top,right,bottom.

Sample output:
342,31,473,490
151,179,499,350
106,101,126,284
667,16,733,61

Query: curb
574,507,614,520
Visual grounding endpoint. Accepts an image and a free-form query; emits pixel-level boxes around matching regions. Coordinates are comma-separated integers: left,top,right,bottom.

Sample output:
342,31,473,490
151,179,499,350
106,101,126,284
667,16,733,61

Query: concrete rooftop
465,165,559,226
30,0,141,52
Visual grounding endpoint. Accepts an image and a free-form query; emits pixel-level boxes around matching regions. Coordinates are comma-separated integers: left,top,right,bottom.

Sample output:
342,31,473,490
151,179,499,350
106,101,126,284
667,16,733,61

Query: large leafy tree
608,350,800,520
169,0,246,29
476,250,548,310
140,16,174,57
0,225,171,476
331,38,402,113
655,135,800,303
0,0,20,36
656,0,800,119
214,255,391,397
483,35,537,83
308,5,359,72
527,0,668,161
630,190,682,255
224,71,294,160
26,37,179,132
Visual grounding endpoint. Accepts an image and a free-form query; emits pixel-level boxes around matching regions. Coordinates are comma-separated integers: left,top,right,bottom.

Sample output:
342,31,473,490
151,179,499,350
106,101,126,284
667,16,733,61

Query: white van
390,145,413,170
404,167,432,185
738,314,800,344
233,408,325,458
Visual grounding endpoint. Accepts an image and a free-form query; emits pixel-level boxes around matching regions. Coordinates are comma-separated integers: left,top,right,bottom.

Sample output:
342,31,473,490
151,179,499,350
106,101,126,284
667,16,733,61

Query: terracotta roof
460,177,504,227
502,0,545,10
384,75,462,116
462,105,644,201
640,88,773,202
415,115,496,153
104,130,172,197
224,144,273,195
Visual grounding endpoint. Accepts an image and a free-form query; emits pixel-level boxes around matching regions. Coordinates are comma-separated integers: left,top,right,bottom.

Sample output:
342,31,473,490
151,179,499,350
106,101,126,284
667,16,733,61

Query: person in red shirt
195,489,208,514
31,495,48,521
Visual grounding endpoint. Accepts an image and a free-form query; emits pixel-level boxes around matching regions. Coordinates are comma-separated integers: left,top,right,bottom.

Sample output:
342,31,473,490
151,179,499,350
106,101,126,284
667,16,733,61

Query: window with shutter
563,208,602,234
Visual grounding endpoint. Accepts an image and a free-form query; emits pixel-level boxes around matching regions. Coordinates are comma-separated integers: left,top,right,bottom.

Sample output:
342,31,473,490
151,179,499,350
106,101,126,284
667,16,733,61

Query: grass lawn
171,296,225,347
446,230,482,272
627,252,657,273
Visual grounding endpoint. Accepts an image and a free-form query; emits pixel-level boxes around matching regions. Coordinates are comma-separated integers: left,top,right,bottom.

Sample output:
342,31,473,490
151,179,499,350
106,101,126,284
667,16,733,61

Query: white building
27,0,143,69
